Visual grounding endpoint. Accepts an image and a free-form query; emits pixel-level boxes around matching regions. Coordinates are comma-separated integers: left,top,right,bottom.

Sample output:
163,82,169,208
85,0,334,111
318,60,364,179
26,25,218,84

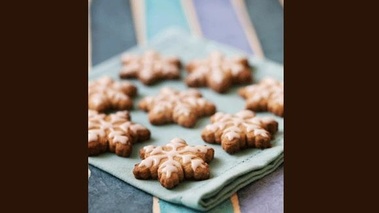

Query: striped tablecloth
89,1,283,212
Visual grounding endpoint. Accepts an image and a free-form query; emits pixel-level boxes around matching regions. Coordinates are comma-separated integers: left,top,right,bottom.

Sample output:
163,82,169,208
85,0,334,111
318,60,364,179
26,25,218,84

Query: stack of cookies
88,50,284,189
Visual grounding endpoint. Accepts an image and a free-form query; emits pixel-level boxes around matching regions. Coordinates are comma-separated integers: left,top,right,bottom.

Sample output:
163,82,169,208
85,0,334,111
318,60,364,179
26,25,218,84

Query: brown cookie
88,110,150,157
239,78,284,117
88,76,137,112
201,110,278,154
185,51,253,93
133,138,214,189
120,50,181,85
138,87,216,128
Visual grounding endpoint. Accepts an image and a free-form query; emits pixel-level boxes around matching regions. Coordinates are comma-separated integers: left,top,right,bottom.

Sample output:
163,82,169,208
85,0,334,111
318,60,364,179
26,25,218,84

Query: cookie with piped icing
133,138,214,189
185,51,253,93
88,110,150,157
120,50,181,85
201,110,278,154
138,87,216,128
238,77,284,117
88,76,137,112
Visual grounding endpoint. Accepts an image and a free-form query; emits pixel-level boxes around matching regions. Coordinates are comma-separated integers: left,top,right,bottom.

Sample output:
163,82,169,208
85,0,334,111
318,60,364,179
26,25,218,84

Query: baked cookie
201,110,278,154
139,87,216,128
88,110,150,157
239,78,284,117
120,50,181,85
88,76,137,112
185,51,253,93
133,138,214,189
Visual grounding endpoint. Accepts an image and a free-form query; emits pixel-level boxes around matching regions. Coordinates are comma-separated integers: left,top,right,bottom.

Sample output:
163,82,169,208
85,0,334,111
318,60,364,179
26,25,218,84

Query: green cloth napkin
89,28,284,211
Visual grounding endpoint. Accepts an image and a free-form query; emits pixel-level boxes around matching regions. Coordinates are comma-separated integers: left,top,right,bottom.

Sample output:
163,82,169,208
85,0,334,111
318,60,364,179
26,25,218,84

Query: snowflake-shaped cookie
88,110,150,157
88,76,137,112
201,110,278,154
133,138,214,189
185,51,253,93
138,87,216,128
120,50,181,85
239,77,284,117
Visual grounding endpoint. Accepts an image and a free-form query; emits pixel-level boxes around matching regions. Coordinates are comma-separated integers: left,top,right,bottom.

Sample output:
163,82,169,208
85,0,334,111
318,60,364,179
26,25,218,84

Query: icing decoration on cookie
120,50,181,85
185,51,253,93
239,77,284,117
133,138,214,189
88,110,150,157
201,110,278,154
138,87,216,128
88,76,137,112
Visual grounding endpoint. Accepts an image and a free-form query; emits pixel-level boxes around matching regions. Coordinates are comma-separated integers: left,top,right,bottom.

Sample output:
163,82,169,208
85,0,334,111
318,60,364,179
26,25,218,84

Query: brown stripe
181,0,203,37
231,193,241,213
130,0,146,45
152,196,161,213
279,0,284,7
231,0,265,58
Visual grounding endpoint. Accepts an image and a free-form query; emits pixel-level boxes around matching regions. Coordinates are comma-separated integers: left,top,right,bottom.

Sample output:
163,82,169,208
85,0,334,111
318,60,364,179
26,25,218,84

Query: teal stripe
145,0,190,40
159,198,234,213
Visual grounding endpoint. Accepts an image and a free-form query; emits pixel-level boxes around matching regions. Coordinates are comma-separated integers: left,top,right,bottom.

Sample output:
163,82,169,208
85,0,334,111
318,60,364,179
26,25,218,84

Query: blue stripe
237,166,284,213
88,165,154,213
192,0,253,54
159,198,235,213
90,0,137,65
244,0,284,63
145,0,190,40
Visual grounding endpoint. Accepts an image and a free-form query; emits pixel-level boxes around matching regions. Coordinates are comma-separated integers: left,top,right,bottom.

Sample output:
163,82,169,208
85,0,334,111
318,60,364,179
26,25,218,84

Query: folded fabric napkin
89,28,284,211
